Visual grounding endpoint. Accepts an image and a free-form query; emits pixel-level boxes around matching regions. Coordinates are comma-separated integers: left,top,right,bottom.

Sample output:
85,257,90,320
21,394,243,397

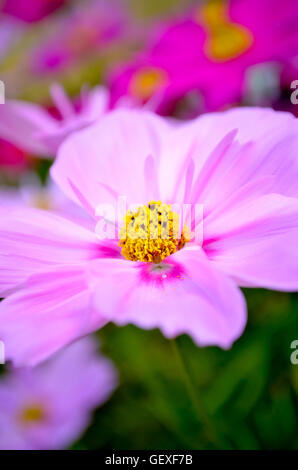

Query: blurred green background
72,289,298,450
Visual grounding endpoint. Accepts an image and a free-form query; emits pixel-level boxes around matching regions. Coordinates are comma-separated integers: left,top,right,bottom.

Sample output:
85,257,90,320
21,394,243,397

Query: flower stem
170,338,224,448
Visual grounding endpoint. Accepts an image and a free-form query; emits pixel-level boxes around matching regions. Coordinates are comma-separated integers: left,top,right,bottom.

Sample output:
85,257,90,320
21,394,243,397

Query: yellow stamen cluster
129,67,168,101
119,201,190,263
197,0,253,62
32,192,52,211
20,405,45,424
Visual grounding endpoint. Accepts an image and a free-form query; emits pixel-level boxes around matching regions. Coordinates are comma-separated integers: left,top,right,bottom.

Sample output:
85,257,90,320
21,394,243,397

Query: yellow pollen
32,192,52,211
129,67,168,101
119,201,190,263
19,405,45,424
196,0,253,62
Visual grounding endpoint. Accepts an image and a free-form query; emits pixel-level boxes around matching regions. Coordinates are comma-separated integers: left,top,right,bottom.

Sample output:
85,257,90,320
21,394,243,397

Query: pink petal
0,101,57,156
51,109,172,211
0,254,46,297
204,194,298,242
80,86,109,121
0,208,100,293
0,266,106,366
89,248,247,349
209,231,298,291
167,108,298,206
204,194,298,290
38,87,109,154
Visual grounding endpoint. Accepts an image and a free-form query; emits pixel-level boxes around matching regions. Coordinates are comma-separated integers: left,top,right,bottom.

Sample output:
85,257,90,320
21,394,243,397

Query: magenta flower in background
30,0,131,75
109,0,298,115
1,107,298,366
0,336,117,450
0,84,109,158
0,138,29,174
1,0,66,23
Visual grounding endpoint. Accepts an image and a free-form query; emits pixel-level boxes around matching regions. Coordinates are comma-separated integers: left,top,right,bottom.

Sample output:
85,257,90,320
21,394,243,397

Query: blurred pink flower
1,0,66,23
1,108,298,366
0,336,117,450
0,84,109,158
0,177,94,228
0,138,29,173
30,0,131,75
109,0,298,115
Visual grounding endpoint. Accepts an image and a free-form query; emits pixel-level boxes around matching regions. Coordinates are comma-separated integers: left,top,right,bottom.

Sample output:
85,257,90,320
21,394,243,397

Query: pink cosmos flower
109,0,298,115
0,84,109,158
1,107,298,367
0,336,117,450
30,0,131,75
1,0,66,23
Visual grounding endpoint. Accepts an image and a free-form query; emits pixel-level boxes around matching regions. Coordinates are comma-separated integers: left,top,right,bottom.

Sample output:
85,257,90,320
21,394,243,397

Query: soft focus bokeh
0,0,298,450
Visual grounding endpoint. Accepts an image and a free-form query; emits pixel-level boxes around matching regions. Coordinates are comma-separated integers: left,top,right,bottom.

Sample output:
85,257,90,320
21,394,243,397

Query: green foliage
73,289,298,449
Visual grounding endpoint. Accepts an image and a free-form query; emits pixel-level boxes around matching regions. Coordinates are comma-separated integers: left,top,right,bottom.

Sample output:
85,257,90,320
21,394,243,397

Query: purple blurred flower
0,84,109,157
31,0,131,75
1,0,66,23
0,336,117,450
109,0,298,115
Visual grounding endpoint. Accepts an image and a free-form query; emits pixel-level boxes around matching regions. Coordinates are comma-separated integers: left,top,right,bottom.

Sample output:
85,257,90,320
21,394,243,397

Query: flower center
19,405,46,424
129,67,168,101
197,0,253,62
119,201,190,263
32,191,52,211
